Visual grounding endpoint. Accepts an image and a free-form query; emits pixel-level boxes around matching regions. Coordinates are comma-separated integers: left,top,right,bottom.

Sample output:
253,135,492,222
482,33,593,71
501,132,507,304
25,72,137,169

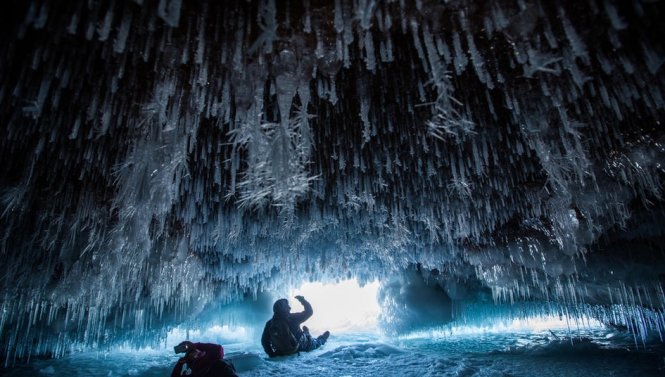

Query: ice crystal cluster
0,0,664,363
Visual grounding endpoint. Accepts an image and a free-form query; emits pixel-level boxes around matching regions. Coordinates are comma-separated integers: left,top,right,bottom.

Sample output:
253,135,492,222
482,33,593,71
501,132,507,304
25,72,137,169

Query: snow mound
225,352,264,372
319,343,404,360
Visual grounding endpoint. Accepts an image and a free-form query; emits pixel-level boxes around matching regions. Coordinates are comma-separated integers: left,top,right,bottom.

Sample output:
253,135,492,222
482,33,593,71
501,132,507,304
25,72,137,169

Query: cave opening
289,279,381,335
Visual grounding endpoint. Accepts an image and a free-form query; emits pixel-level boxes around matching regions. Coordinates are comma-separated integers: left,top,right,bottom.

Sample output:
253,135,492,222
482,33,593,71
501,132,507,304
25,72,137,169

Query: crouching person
171,341,238,377
261,295,330,357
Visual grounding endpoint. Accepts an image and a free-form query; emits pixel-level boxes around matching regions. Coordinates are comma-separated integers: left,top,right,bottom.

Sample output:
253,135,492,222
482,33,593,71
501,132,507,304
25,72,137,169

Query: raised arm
290,295,313,325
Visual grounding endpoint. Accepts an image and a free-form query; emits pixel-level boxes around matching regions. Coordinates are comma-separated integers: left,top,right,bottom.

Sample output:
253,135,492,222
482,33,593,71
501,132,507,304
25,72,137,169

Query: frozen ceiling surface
1,0,665,361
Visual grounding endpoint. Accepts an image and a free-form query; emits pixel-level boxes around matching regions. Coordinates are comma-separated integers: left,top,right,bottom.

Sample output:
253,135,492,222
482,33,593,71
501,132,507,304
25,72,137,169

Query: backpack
210,343,224,360
269,317,299,355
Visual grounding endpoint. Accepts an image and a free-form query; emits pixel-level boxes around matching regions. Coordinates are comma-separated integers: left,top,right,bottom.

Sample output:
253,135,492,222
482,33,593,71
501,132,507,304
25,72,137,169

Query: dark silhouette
261,295,330,357
171,341,238,377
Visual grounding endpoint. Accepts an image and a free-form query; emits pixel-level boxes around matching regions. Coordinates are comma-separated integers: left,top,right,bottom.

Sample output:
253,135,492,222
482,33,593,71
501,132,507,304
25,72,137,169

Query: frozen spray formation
1,0,665,363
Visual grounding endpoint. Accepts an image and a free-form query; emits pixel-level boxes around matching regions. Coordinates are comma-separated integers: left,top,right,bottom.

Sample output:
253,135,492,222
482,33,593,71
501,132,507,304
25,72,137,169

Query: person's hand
294,295,305,302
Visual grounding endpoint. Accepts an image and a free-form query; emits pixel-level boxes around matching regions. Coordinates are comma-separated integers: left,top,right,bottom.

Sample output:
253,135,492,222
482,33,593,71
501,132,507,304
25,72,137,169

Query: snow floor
1,329,664,376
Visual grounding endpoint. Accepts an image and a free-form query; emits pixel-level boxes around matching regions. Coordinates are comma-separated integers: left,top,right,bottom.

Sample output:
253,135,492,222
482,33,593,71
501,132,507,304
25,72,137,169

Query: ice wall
0,0,664,363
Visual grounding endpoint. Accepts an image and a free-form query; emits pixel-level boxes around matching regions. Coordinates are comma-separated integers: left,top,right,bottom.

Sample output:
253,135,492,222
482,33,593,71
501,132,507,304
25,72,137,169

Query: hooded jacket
261,298,313,357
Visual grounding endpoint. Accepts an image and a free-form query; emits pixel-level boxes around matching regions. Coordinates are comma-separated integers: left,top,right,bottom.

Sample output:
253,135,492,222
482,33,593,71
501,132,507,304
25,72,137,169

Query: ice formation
0,0,664,364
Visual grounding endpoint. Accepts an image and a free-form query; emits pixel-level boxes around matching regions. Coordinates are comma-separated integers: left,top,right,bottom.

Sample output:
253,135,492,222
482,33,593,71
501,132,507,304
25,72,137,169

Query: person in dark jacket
261,295,330,357
171,341,238,377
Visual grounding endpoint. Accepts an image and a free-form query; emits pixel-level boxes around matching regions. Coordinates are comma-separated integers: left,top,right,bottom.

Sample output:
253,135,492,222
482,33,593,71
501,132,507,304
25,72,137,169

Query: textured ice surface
1,329,664,376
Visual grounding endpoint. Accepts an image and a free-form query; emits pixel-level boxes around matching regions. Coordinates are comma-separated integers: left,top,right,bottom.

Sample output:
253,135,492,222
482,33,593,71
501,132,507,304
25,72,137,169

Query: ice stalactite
0,0,664,363
228,49,317,217
157,0,182,28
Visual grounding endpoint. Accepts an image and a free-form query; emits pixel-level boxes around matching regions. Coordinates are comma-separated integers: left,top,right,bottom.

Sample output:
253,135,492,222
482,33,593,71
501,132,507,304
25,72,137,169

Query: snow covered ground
2,328,663,377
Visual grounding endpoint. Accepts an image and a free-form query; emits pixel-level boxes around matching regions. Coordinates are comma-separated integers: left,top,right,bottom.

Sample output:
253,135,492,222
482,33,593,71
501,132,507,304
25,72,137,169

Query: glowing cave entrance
162,278,381,350
290,279,381,334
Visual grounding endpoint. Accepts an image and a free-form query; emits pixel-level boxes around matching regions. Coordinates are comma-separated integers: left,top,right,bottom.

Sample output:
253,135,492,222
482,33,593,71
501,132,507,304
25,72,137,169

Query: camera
174,343,190,354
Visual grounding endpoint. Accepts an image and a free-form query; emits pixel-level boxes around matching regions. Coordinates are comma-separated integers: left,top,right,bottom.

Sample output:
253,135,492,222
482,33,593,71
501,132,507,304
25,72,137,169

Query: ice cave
1,0,665,376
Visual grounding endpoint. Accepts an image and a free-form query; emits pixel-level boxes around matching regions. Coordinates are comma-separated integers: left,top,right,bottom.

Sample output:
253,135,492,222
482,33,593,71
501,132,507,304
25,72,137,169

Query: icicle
363,31,376,71
114,8,132,54
436,36,451,65
67,12,79,35
195,12,206,65
490,2,509,30
452,31,468,75
410,20,428,72
247,0,277,55
303,0,311,33
564,49,590,88
466,30,492,88
334,0,344,34
603,0,627,30
97,5,114,41
357,0,376,30
33,2,49,29
641,42,665,75
559,6,589,64
22,77,51,119
421,24,441,78
158,0,182,27
360,98,371,146
379,37,394,62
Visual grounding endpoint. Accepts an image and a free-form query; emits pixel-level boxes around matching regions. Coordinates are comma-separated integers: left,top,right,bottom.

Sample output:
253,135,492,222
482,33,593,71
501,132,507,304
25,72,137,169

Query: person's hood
272,298,289,315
